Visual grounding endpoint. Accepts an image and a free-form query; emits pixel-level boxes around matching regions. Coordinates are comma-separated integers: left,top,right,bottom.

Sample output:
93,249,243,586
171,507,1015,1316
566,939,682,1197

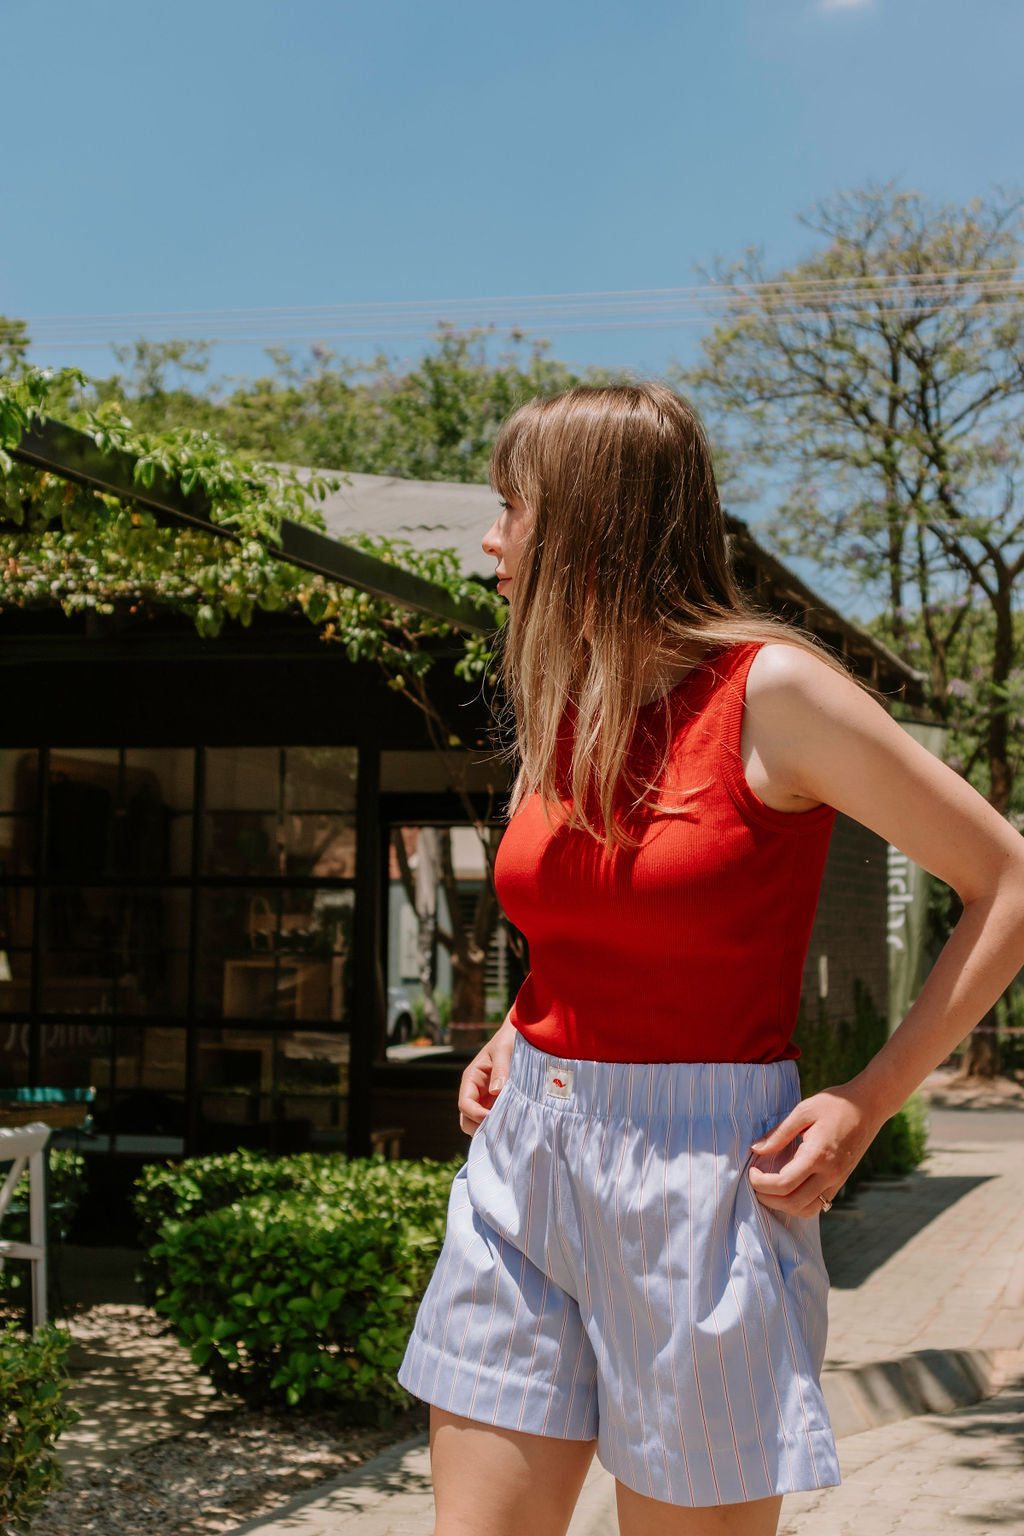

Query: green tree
684,183,1024,1076
86,338,221,434
0,316,30,376
72,324,619,481
683,183,1024,811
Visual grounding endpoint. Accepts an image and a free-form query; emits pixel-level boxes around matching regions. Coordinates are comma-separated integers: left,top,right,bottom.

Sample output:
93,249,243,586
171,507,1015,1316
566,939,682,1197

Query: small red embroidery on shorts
553,1077,565,1087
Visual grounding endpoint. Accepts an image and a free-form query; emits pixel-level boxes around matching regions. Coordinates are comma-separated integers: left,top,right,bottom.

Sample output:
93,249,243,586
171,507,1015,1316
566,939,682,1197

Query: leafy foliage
794,977,929,1195
683,182,1024,811
135,1151,462,1419
134,1147,352,1304
0,1323,80,1533
79,325,618,481
0,359,500,680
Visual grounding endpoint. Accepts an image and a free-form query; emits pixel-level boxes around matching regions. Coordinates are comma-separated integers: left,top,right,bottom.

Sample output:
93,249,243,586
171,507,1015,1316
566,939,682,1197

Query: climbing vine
0,366,502,689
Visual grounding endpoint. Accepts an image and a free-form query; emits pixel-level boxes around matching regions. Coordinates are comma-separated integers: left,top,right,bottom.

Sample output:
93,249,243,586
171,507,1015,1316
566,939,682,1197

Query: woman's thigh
430,1405,599,1536
615,1482,782,1536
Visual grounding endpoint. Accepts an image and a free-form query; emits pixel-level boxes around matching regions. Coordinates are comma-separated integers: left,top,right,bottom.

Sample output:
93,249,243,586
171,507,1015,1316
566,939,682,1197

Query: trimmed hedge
793,977,929,1195
135,1152,462,1420
0,1323,80,1534
134,1148,353,1306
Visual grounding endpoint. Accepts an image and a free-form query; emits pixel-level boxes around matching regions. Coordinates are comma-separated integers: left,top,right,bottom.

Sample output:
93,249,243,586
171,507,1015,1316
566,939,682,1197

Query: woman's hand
747,1081,886,1218
457,1016,518,1137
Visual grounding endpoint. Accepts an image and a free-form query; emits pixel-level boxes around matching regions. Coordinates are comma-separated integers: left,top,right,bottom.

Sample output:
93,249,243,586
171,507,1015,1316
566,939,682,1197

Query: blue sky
4,0,1020,385
2,0,1021,614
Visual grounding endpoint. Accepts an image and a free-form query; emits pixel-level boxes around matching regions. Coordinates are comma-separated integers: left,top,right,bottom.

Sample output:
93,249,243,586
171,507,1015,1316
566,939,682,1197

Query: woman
396,382,1024,1536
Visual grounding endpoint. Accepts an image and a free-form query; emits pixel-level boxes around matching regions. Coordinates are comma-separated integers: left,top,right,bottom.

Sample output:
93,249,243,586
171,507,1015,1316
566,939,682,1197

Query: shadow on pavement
822,1174,992,1289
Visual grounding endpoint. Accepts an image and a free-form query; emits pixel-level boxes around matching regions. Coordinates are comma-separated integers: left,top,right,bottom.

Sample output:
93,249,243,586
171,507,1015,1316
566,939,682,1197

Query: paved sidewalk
225,1105,1024,1536
777,1381,1024,1534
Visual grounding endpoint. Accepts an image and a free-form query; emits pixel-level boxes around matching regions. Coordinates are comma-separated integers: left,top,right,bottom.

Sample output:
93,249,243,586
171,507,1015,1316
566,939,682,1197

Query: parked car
387,986,416,1044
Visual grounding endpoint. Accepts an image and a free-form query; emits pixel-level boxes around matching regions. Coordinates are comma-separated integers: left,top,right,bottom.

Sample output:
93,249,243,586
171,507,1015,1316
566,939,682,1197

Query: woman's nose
481,520,501,558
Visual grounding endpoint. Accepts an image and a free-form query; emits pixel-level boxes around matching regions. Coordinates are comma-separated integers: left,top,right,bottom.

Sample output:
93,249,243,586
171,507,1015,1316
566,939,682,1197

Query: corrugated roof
289,467,500,579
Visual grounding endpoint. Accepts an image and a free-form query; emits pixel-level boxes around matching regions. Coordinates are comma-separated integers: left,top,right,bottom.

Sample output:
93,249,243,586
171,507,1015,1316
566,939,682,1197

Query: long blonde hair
489,380,875,851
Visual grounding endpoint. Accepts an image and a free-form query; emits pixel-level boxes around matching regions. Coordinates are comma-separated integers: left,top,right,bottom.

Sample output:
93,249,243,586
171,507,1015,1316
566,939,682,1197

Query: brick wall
801,812,889,1027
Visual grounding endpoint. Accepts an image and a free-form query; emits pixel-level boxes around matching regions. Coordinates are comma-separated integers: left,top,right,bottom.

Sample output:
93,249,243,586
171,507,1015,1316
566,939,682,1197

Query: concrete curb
820,1346,1013,1439
222,1345,1023,1536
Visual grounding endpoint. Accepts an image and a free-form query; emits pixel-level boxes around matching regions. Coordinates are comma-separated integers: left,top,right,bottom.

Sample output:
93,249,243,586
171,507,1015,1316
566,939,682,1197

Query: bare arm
744,642,1024,1216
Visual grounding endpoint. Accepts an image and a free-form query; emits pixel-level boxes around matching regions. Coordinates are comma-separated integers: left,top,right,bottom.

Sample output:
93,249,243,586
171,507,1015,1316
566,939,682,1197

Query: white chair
0,1122,51,1331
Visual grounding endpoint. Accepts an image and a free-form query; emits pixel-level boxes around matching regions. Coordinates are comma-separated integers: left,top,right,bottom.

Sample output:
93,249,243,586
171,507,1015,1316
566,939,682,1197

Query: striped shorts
396,1030,840,1508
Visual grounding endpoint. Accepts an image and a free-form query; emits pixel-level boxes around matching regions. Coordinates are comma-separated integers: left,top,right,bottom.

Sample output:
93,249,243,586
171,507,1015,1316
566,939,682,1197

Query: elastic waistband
506,1030,800,1123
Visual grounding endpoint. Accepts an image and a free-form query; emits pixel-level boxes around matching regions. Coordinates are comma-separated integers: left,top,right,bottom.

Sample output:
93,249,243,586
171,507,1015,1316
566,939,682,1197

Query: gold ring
817,1193,833,1213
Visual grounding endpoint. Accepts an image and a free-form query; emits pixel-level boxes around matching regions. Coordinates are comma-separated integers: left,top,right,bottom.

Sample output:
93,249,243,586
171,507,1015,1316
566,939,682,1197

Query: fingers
747,1094,845,1214
457,1046,509,1137
456,1024,517,1136
749,1101,815,1156
487,1042,515,1094
752,1178,838,1219
747,1141,818,1198
749,1140,842,1216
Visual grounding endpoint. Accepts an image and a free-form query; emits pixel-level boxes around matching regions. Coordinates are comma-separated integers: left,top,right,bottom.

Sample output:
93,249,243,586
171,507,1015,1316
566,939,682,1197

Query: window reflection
200,888,354,1023
204,748,356,877
198,1028,349,1152
39,888,190,1015
1,743,360,1150
42,749,194,878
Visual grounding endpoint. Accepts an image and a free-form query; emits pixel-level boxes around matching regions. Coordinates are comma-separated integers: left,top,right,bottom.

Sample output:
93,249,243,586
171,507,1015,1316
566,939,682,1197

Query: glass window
0,1017,32,1087
87,1024,187,1152
199,887,354,1023
380,750,509,795
0,887,34,1018
204,747,356,878
4,742,362,1151
39,1020,112,1090
0,751,37,888
123,749,195,877
0,749,36,813
198,1026,348,1152
40,887,191,1016
44,749,194,879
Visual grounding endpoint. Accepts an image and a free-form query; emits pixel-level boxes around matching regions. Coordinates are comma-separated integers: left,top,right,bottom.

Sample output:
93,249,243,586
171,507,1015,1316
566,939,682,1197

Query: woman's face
482,493,535,604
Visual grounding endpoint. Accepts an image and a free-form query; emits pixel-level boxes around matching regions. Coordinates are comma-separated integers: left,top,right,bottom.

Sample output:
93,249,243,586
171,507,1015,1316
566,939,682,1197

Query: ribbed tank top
493,640,837,1063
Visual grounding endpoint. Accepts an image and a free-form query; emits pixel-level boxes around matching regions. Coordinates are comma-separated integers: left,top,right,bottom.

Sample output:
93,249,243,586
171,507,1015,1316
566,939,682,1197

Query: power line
8,265,1024,323
5,270,1023,350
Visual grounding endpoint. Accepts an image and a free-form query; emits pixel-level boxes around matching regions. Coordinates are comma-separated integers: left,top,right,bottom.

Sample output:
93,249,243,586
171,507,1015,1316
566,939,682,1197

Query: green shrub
867,1089,929,1176
793,978,929,1195
133,1148,352,1305
144,1153,462,1421
0,1323,80,1533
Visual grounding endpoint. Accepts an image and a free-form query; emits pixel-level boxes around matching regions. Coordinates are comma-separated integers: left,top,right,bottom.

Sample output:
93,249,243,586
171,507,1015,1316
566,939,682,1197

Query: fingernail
490,1077,505,1093
750,1139,766,1152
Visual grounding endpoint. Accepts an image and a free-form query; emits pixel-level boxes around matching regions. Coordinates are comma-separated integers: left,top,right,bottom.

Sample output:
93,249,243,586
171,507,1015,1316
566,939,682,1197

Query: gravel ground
35,1303,430,1536
37,1401,430,1536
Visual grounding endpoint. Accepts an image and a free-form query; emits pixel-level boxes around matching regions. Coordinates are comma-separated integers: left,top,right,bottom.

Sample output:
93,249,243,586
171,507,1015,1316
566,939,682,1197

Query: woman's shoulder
743,638,845,699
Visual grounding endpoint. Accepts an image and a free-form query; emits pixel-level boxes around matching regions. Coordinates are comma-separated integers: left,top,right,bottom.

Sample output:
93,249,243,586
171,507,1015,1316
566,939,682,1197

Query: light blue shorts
396,1030,840,1508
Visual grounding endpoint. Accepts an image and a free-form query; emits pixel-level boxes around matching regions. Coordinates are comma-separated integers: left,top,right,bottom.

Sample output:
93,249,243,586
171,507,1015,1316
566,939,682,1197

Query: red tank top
493,640,837,1063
